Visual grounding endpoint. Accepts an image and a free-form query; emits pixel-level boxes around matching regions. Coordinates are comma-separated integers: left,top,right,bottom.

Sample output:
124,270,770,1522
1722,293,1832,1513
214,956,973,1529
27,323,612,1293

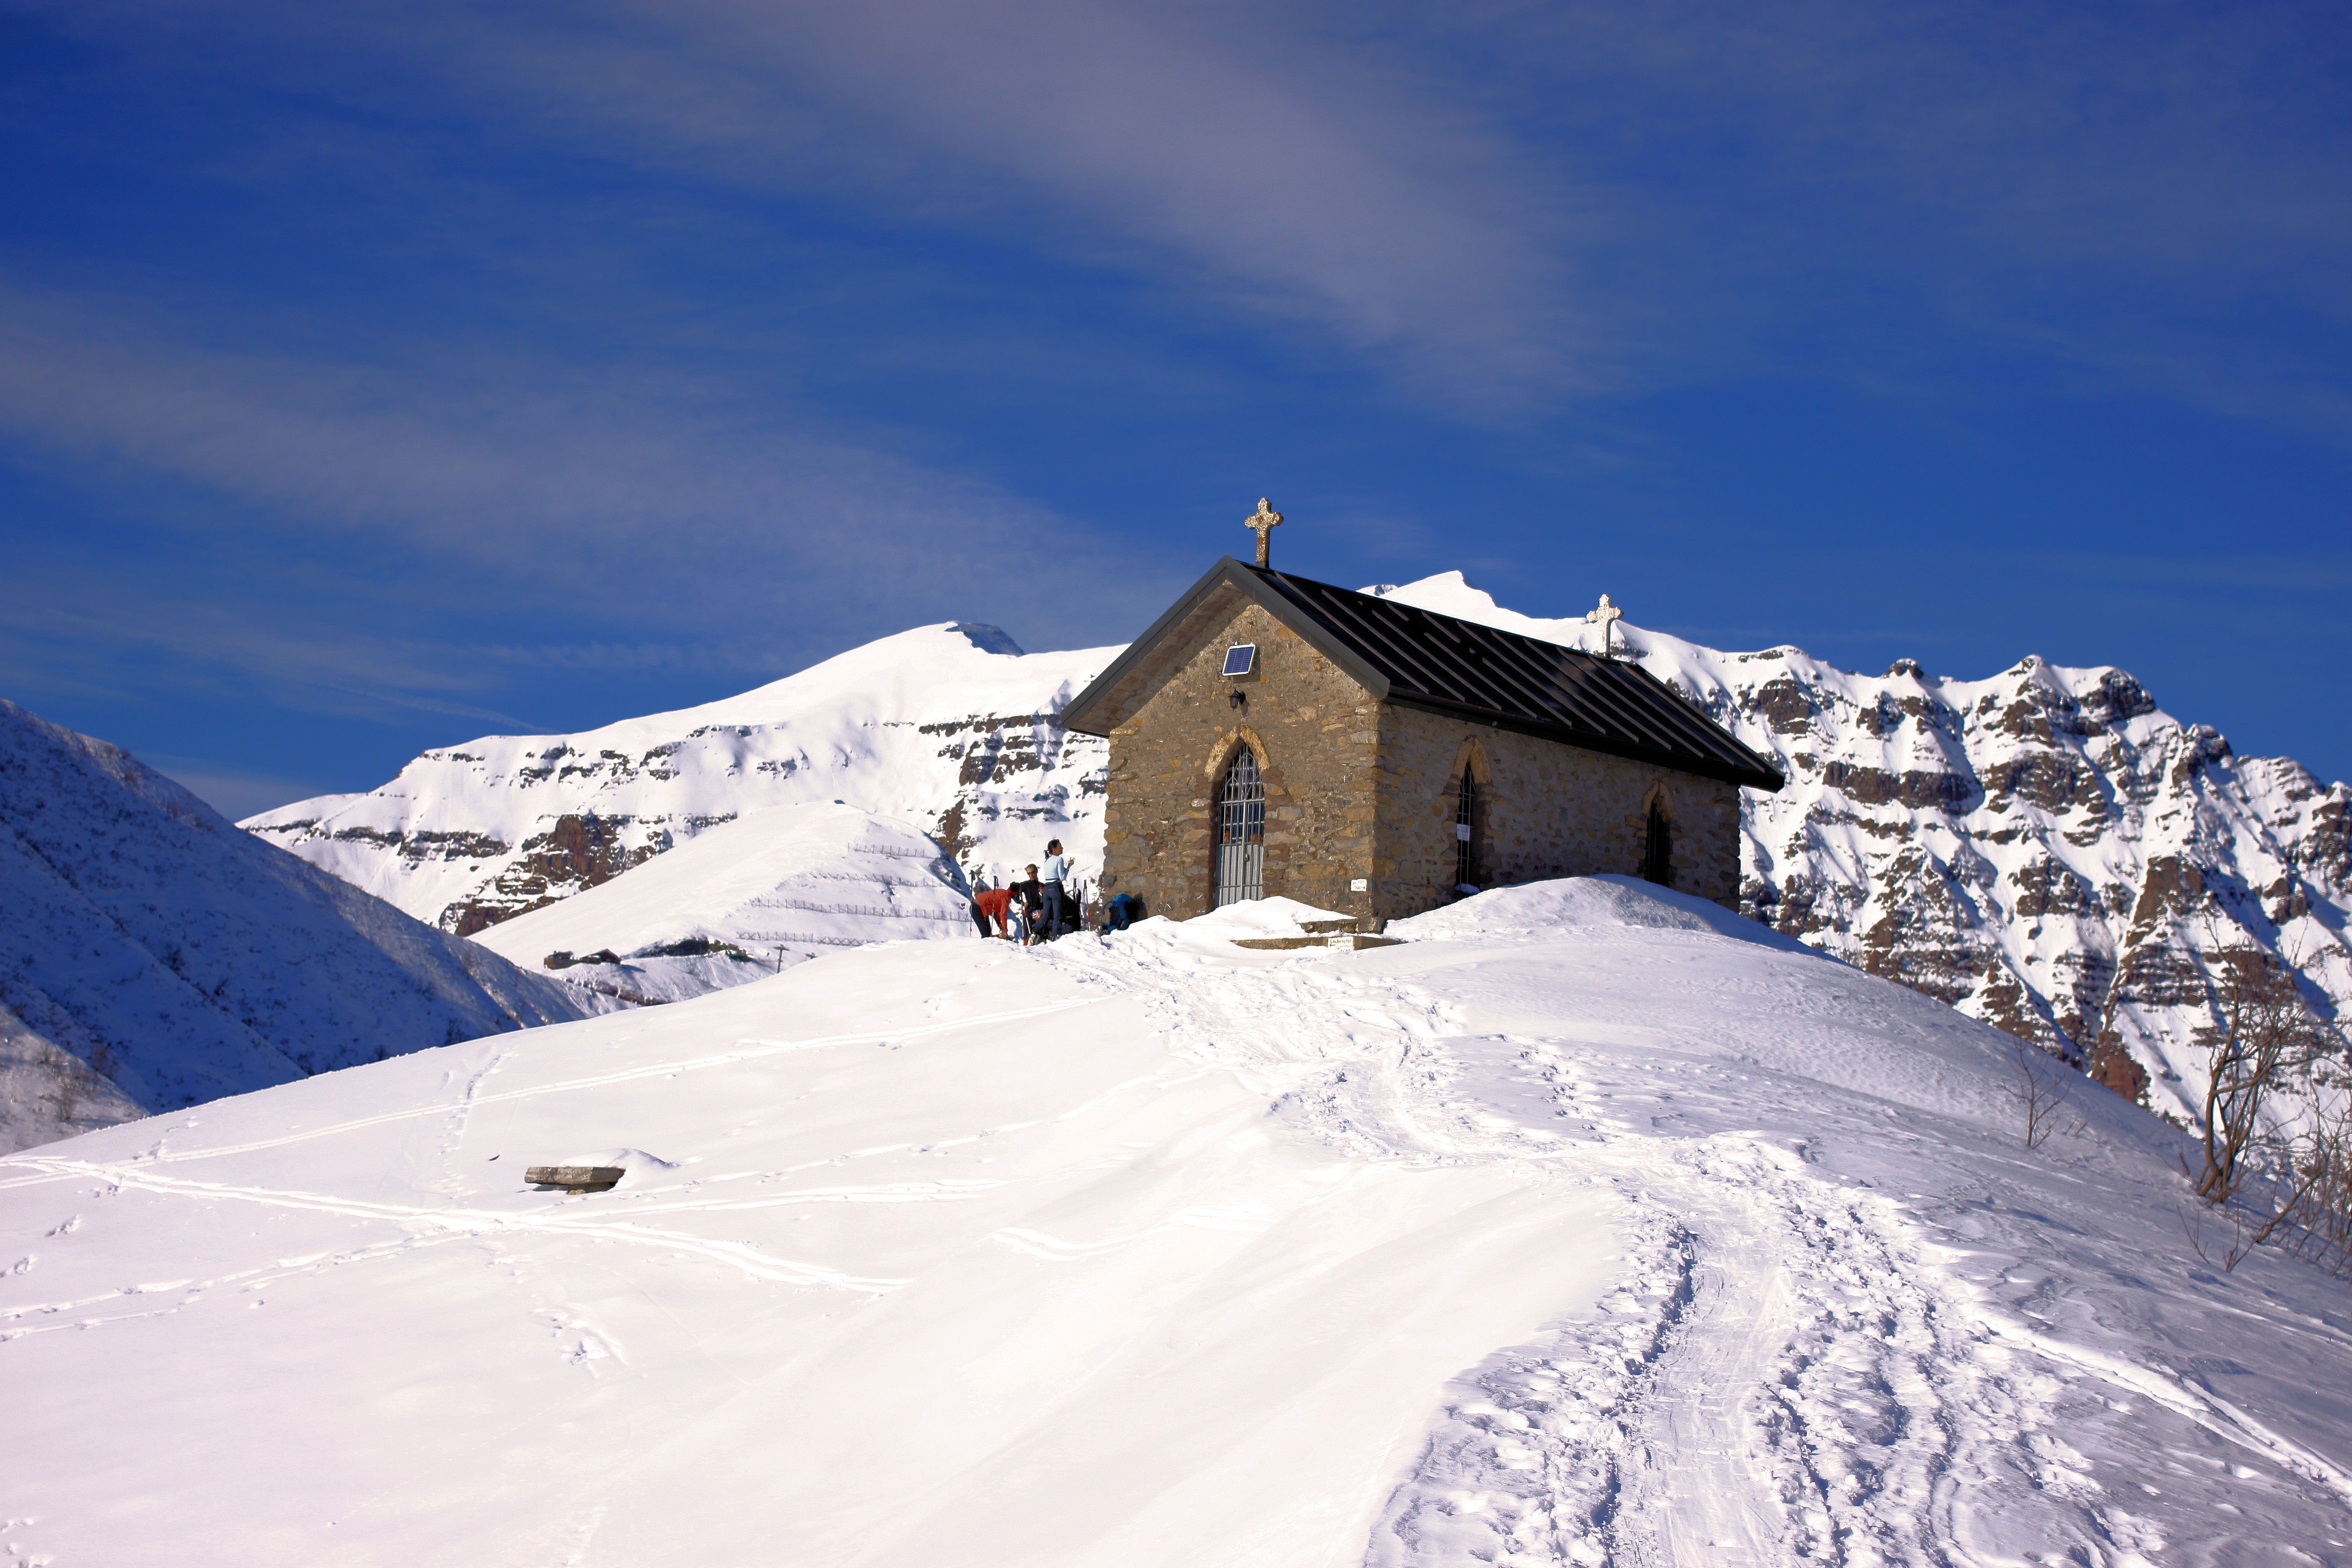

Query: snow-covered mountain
249,578,2350,1122
0,698,592,1153
1369,575,2352,1127
245,623,1112,936
7,879,2348,1564
470,803,979,1004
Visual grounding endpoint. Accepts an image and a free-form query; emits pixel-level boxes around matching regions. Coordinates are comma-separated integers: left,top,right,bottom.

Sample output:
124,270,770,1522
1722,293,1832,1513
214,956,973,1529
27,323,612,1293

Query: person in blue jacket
1038,839,1077,939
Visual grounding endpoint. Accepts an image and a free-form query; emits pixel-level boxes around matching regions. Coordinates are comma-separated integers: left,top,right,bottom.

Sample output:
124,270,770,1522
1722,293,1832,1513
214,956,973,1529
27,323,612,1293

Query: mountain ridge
0,697,595,1151
246,622,1113,937
247,576,2351,1126
1377,574,2351,1119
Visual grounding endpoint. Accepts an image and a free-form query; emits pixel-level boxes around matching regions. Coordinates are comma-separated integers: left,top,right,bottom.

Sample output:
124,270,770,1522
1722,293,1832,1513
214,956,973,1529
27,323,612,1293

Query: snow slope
245,624,1113,936
5,879,2349,1565
471,803,979,1003
0,698,592,1154
1371,574,2352,1125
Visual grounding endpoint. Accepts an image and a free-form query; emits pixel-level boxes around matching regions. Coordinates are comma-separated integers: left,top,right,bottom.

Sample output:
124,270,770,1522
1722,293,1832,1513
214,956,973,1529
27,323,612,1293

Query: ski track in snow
0,990,1188,1350
0,1157,912,1321
1038,932,2352,1567
0,997,1095,1182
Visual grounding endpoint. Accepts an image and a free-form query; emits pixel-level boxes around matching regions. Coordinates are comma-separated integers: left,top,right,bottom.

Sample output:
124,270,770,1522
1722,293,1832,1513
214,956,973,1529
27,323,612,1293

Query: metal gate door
1214,747,1266,906
1641,796,1672,885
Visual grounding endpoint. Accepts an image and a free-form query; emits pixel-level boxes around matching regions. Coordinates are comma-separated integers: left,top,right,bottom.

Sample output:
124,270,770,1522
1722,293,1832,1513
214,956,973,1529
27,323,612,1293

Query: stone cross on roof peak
1584,592,1624,657
1244,498,1283,568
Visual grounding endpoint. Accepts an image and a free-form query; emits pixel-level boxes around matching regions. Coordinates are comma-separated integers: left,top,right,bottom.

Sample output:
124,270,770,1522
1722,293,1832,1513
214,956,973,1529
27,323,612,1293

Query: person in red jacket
971,885,1016,938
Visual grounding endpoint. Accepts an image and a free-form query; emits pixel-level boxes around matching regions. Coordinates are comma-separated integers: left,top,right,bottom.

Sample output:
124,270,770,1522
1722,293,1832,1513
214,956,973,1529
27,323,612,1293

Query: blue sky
2,0,2347,816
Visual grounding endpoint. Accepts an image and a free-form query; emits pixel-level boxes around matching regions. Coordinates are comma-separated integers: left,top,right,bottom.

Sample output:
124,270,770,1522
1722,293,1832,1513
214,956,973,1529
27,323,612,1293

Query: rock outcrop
1372,575,2351,1125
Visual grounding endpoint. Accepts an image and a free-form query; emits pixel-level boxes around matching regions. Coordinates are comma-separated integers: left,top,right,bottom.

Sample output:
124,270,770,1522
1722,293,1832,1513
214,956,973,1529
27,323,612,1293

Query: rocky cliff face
1373,575,2352,1125
1724,652,2348,1107
245,624,1117,937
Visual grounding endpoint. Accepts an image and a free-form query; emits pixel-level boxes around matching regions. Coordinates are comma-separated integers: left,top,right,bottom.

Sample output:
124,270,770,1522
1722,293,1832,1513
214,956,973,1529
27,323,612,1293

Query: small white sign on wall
1349,878,1369,892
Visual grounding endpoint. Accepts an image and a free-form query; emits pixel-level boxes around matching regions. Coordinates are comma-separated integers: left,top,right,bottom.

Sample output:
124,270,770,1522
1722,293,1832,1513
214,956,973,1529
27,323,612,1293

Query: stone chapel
1064,525,1784,930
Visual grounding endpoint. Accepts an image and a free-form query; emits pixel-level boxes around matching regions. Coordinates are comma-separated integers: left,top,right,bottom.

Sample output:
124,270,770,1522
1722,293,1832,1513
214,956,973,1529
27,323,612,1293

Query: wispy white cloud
0,275,1171,640
29,0,1594,411
28,0,2351,432
1458,0,2352,415
689,0,1587,398
0,569,543,727
0,266,1206,741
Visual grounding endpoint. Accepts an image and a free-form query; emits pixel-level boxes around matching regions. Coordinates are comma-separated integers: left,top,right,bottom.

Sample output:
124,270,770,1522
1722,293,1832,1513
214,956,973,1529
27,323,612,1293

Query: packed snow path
1051,885,2352,1566
4,880,2351,1565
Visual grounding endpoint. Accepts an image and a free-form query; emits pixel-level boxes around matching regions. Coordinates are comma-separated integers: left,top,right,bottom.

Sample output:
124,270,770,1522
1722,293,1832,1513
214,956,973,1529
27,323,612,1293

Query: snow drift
0,698,592,1153
4,879,2348,1564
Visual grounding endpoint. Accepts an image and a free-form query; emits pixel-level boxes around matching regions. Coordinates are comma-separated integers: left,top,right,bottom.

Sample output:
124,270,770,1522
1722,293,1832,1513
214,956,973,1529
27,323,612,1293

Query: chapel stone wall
1098,600,1380,923
1371,706,1745,922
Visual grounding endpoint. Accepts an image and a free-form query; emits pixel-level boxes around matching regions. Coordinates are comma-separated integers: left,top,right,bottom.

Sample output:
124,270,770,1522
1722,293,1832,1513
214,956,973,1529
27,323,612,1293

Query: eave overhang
1062,557,1786,794
1060,556,1392,736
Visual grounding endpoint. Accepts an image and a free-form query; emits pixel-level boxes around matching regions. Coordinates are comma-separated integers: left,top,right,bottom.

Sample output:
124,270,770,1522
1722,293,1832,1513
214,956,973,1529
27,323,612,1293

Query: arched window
1214,745,1266,906
1641,794,1672,886
1454,771,1478,889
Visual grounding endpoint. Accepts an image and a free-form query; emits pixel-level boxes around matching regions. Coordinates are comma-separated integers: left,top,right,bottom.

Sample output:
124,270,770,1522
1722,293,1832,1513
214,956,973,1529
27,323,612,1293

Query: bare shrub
2176,931,2352,1274
2182,1097,2352,1276
2007,1041,2086,1150
2186,943,2326,1205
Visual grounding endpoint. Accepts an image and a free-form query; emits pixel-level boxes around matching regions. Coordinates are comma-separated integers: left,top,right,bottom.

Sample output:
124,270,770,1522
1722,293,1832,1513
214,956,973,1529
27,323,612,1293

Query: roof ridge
1064,557,1784,792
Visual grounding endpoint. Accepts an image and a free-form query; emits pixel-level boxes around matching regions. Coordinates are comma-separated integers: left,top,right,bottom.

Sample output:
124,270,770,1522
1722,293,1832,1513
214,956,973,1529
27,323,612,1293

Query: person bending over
971,885,1015,939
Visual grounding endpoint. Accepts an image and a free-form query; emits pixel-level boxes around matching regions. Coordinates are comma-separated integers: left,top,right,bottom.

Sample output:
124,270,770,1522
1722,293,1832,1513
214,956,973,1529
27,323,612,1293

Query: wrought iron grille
1455,772,1478,888
1214,747,1266,906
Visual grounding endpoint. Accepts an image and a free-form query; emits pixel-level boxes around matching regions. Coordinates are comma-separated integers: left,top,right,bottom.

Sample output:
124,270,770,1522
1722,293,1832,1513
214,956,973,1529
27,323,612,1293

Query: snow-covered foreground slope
472,804,978,1004
0,699,593,1155
6,879,2348,1565
1372,575,2352,1125
245,624,1112,936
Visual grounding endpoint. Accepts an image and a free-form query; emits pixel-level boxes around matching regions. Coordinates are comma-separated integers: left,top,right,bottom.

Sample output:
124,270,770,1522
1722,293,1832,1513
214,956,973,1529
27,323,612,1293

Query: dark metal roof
1063,558,1784,791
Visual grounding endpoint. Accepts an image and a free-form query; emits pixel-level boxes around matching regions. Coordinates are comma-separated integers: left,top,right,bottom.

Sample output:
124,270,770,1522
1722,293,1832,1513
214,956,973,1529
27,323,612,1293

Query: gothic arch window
1454,769,1479,890
1214,744,1266,906
1640,791,1673,886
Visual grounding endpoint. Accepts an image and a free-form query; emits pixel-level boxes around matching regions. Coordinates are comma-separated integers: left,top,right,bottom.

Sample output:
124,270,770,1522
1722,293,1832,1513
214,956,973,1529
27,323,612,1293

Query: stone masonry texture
1374,705,1742,922
1098,596,1743,925
1100,601,1381,923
